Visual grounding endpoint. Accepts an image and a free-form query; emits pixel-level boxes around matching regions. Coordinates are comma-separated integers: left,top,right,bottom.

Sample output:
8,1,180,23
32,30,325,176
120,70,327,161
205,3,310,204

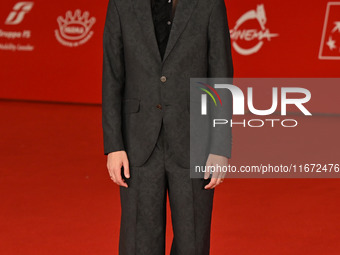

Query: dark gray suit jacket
102,0,233,168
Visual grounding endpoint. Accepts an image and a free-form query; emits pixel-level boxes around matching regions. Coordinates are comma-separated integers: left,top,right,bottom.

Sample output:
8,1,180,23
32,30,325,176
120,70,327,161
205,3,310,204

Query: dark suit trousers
119,121,215,255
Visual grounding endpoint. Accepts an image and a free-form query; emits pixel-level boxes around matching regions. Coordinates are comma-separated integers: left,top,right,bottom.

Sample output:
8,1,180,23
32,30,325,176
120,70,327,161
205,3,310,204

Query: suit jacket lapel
132,0,162,63
162,0,198,62
132,0,198,63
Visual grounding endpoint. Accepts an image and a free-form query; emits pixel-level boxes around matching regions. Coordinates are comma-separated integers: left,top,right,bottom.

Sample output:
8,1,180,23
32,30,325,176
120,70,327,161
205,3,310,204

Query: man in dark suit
102,0,233,254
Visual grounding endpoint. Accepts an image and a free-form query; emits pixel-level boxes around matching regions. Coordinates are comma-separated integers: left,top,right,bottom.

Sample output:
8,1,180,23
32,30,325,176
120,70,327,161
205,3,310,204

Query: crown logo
55,9,96,47
57,9,96,41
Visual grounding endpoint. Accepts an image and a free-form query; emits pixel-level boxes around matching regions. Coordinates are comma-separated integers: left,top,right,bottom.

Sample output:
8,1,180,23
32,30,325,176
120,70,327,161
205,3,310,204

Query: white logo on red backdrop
319,2,340,60
55,9,96,47
0,1,34,51
230,4,279,56
5,1,34,25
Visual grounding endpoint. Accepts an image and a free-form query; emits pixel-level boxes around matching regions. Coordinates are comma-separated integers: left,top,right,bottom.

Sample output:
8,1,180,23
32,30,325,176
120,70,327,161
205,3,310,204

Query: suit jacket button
160,76,167,83
156,104,162,110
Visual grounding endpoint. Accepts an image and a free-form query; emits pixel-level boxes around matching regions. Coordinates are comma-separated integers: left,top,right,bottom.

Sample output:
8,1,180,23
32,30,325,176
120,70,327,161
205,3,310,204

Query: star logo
326,36,336,50
319,2,340,59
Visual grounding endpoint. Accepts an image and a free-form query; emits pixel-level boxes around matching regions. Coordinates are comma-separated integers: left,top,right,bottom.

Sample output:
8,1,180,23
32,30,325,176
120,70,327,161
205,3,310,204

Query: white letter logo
55,10,96,47
5,2,34,25
230,4,279,55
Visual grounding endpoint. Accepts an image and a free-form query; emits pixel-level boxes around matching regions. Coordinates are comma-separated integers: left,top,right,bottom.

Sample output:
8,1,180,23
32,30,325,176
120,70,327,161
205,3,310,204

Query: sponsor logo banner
0,1,34,51
55,9,96,47
230,4,279,56
319,2,340,60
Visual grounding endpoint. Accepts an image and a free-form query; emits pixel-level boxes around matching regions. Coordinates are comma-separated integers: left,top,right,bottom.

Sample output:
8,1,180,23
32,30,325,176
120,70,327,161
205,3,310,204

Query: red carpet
0,100,339,255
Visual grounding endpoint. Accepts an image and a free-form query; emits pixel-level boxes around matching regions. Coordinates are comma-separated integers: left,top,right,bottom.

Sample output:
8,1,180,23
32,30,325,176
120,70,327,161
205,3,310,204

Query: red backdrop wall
0,0,339,113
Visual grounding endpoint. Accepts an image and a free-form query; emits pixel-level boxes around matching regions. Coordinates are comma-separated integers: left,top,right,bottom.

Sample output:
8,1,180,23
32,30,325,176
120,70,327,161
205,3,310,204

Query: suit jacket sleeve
207,0,234,158
102,0,125,155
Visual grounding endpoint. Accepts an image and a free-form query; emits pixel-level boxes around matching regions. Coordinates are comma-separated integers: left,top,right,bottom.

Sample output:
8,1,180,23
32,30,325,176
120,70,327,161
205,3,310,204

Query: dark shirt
151,0,174,60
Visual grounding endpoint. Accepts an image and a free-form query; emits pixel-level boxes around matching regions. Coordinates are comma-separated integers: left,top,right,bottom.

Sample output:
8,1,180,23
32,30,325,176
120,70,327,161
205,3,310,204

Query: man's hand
107,151,130,188
204,154,228,189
